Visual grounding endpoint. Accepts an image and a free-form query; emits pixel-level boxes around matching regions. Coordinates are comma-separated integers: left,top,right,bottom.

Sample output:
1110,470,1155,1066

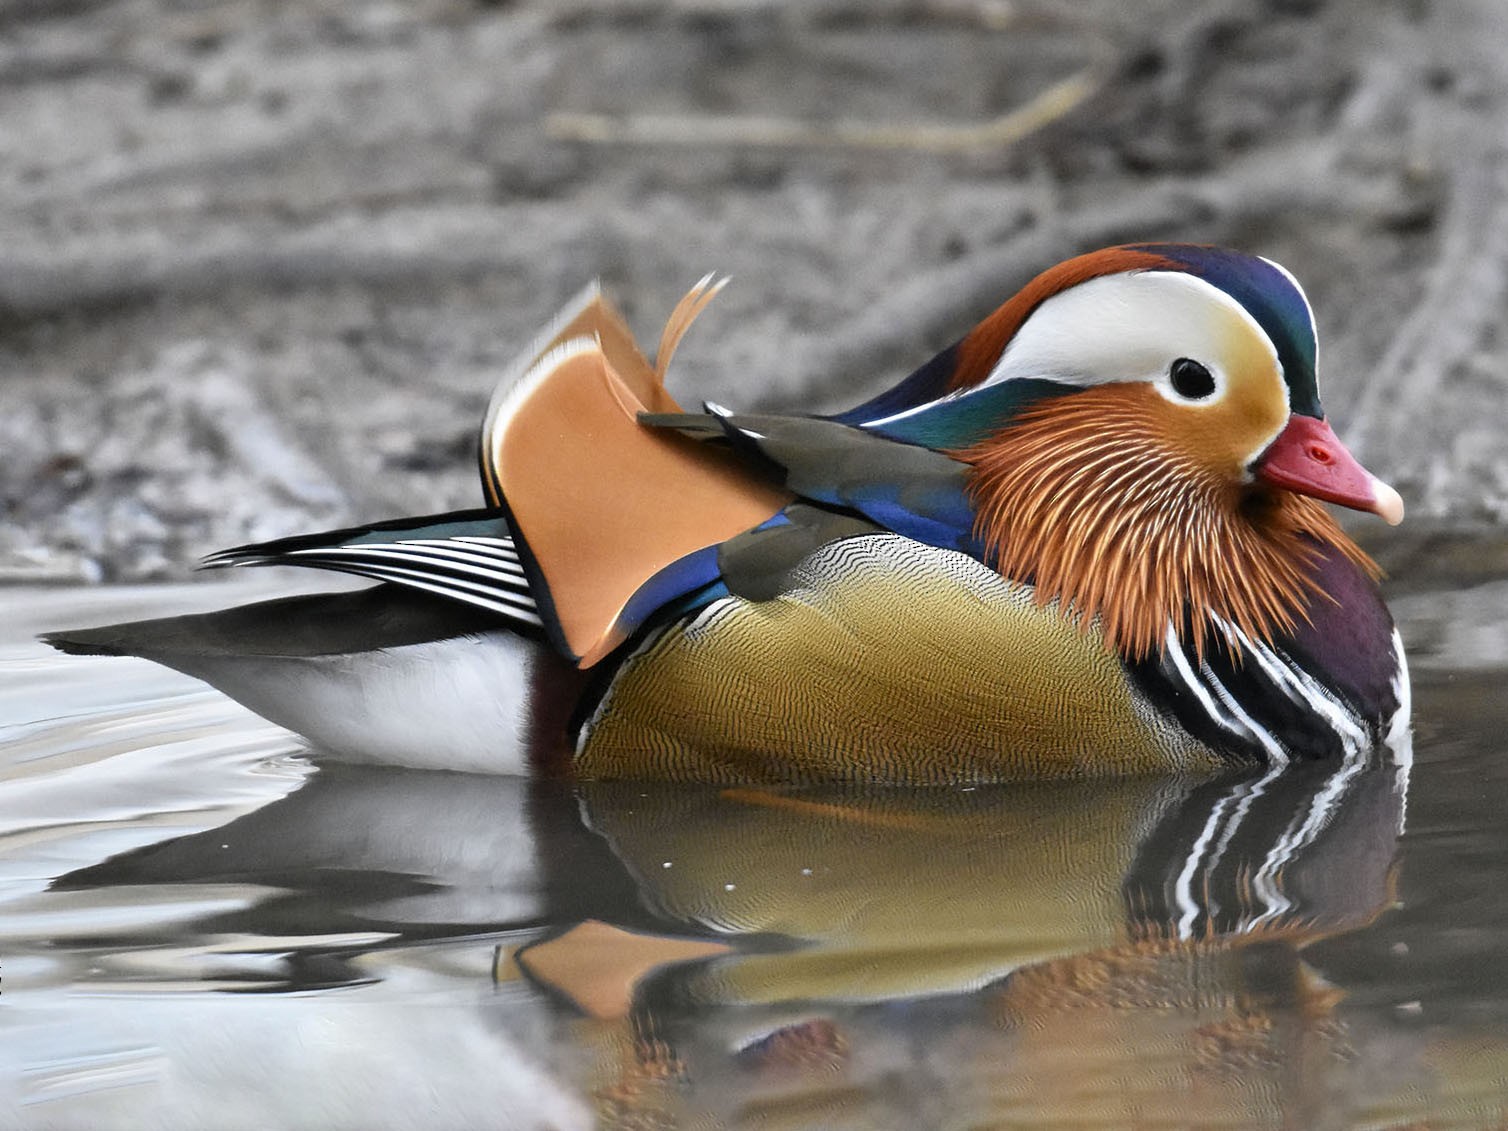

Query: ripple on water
2,555,1508,1129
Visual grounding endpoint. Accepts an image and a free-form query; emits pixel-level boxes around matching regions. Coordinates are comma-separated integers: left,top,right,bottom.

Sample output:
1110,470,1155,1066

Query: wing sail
202,281,794,664
482,335,790,665
479,282,682,508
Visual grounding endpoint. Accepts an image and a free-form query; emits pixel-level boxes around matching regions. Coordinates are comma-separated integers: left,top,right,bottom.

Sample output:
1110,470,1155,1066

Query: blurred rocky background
1,0,1505,582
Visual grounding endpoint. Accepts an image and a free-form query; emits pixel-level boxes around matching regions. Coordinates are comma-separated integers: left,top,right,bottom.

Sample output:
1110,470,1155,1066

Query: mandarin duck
47,244,1412,782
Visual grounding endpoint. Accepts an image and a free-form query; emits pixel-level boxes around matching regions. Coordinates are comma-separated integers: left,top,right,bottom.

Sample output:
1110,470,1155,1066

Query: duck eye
1169,357,1216,400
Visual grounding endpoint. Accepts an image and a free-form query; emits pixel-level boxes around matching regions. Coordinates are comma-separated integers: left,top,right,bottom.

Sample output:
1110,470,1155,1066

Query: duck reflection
58,758,1410,1123
555,762,1403,1009
549,763,1408,1129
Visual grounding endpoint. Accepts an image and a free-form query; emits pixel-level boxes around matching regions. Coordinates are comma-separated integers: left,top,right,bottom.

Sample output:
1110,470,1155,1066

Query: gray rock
2,0,1505,580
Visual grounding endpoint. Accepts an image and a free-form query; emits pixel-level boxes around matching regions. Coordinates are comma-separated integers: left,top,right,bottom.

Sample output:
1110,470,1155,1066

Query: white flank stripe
1386,627,1413,770
1213,615,1367,755
1163,624,1286,763
1386,627,1413,830
1163,625,1235,730
1198,658,1289,766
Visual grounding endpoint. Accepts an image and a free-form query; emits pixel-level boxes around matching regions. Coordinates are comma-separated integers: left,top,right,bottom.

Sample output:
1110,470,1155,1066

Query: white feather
981,271,1281,401
178,631,541,774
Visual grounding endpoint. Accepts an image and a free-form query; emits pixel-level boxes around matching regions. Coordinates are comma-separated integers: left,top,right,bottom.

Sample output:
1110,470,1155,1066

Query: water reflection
539,765,1411,1129
11,534,1508,1126
50,756,1436,1126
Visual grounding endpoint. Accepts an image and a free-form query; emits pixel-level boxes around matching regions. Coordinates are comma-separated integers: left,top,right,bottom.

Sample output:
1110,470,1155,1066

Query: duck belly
577,535,1217,783
179,632,546,774
46,587,570,775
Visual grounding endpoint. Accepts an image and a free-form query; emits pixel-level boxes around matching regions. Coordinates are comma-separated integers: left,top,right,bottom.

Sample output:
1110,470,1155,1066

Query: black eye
1170,357,1216,399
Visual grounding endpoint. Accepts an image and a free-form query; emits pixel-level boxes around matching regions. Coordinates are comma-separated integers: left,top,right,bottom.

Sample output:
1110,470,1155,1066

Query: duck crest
953,383,1381,662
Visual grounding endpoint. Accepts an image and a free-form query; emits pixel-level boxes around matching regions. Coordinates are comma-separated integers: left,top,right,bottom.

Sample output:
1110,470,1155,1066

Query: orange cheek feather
1172,324,1291,477
951,383,1377,661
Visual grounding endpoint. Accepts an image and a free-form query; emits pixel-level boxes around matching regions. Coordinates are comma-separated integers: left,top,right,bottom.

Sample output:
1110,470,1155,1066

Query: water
1,536,1506,1130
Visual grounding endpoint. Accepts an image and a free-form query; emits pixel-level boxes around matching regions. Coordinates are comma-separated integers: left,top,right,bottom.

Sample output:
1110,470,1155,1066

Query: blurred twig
777,139,1426,402
545,69,1102,154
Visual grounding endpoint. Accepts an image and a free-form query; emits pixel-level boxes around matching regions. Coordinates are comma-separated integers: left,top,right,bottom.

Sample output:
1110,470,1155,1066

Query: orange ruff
951,384,1379,661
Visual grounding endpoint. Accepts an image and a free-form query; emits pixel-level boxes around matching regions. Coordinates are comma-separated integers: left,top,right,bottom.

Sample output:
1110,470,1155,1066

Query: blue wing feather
643,411,982,554
826,342,963,426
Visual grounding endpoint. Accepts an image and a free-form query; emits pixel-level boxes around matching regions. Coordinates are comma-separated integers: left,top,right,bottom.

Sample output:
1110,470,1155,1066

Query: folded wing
203,278,1031,670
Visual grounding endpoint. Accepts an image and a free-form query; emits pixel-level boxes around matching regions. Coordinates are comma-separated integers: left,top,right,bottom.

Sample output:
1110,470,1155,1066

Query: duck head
846,244,1404,659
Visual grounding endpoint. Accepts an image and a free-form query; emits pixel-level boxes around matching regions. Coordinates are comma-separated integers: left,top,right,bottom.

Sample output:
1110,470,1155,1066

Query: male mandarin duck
47,244,1412,782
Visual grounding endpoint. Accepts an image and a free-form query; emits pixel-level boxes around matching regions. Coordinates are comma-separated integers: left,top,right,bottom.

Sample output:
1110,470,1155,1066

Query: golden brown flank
576,536,1215,783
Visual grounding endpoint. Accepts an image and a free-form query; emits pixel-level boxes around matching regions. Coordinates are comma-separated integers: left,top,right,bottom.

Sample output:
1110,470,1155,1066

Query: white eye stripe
982,271,1281,393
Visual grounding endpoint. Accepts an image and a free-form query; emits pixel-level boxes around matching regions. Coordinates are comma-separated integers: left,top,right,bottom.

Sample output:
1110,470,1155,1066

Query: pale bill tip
1371,475,1405,526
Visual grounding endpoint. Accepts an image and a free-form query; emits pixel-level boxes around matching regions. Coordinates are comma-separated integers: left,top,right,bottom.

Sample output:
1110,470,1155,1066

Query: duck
45,243,1413,782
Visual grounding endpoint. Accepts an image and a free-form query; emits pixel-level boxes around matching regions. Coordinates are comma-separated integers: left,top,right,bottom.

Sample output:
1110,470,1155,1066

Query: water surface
2,537,1507,1130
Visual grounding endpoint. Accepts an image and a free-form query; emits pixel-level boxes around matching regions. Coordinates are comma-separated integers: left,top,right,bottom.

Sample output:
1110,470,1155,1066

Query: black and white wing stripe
201,510,542,629
1128,618,1384,767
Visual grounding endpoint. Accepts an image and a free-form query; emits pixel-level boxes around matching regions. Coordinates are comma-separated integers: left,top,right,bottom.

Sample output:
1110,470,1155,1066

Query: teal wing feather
641,408,981,554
